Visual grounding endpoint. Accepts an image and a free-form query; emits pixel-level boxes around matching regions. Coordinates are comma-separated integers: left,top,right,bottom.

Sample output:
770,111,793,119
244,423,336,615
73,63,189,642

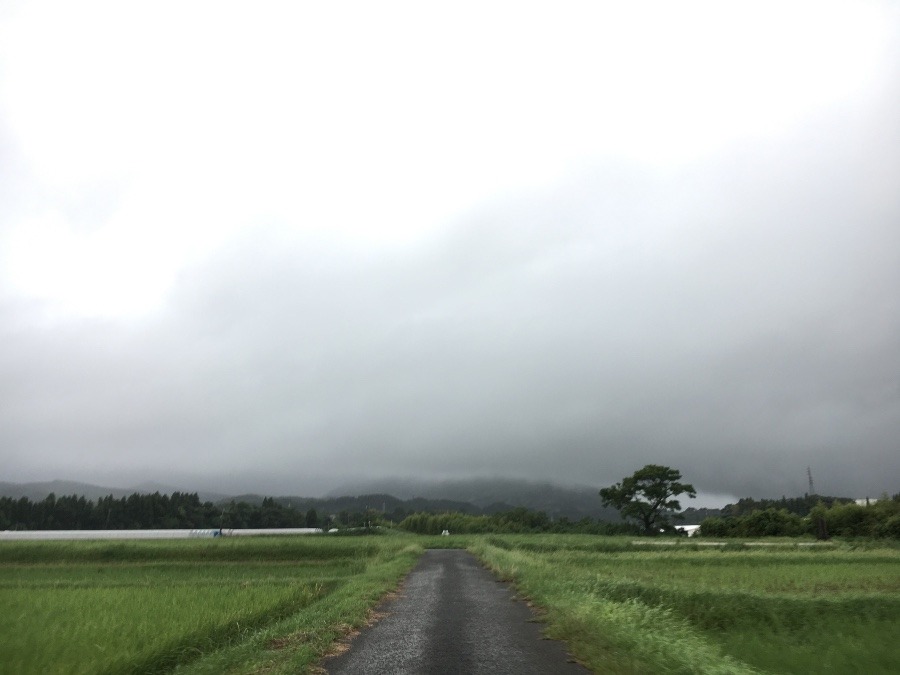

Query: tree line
598,464,900,539
0,492,331,531
700,495,900,538
717,494,855,517
399,507,639,535
4,480,898,539
0,492,638,535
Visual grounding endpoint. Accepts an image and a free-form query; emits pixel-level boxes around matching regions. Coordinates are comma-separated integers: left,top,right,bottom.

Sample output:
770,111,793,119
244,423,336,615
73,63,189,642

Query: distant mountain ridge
327,477,621,521
0,477,619,521
0,480,229,505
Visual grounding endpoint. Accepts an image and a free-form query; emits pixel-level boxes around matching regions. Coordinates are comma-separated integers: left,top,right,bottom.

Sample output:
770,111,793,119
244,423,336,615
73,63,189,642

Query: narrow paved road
323,549,590,674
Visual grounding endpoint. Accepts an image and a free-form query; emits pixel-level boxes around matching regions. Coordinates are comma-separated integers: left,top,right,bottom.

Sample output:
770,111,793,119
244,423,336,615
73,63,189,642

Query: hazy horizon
0,471,865,511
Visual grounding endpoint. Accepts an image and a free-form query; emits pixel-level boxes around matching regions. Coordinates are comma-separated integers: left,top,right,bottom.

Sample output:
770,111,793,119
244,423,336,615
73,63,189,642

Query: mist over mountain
0,477,621,522
328,477,621,521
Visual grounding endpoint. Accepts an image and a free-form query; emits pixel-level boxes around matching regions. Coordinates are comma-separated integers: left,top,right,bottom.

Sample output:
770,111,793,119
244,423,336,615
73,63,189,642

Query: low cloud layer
2,3,898,501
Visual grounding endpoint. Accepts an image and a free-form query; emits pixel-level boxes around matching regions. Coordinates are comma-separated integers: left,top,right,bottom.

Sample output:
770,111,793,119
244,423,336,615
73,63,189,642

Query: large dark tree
600,464,696,535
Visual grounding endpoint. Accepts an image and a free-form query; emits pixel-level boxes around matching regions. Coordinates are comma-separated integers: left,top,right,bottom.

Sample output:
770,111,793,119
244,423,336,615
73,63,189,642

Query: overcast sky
1,1,898,503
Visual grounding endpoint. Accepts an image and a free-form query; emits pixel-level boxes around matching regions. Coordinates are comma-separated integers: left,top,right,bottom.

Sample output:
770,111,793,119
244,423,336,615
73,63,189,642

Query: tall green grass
468,535,900,674
0,536,422,674
6,533,897,674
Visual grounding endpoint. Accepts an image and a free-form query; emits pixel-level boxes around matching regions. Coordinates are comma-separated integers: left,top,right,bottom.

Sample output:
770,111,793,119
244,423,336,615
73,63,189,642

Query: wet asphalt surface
323,549,591,674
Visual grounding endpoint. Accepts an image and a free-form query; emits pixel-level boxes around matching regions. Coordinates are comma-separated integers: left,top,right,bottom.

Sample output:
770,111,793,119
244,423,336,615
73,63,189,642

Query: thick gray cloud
2,3,899,502
4,110,899,499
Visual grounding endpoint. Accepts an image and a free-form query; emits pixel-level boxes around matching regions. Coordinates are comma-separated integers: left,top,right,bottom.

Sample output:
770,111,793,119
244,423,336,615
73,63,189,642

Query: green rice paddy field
0,536,423,674
469,536,900,674
1,534,897,674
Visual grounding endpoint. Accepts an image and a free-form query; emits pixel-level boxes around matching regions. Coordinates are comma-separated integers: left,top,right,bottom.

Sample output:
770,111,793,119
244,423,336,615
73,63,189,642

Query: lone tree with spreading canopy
600,464,696,535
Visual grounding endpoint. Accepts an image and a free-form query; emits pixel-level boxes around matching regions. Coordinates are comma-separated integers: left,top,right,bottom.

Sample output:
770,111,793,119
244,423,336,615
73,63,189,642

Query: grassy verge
0,535,422,674
467,535,900,674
